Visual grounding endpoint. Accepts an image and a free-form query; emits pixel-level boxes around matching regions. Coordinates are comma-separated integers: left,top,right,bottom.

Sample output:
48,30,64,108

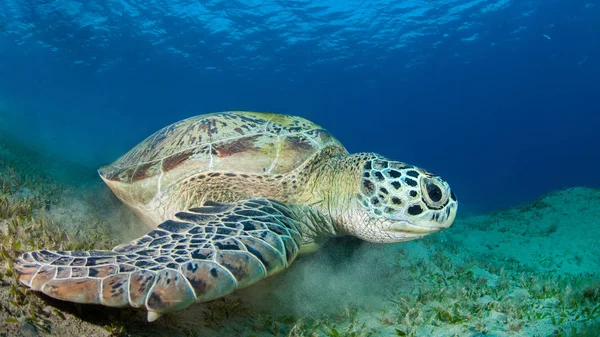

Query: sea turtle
15,111,457,322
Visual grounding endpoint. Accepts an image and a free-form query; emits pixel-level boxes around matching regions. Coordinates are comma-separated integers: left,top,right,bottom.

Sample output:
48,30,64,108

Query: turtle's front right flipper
15,198,302,321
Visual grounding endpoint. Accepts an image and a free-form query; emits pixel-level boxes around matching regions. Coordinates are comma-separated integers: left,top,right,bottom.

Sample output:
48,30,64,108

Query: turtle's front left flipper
15,198,302,321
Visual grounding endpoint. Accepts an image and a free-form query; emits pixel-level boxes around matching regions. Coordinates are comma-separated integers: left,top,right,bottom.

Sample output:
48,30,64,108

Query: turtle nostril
425,179,442,203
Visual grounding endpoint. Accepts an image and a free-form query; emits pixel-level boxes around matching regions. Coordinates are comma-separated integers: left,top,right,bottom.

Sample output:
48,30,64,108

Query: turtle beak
381,201,457,241
387,220,444,234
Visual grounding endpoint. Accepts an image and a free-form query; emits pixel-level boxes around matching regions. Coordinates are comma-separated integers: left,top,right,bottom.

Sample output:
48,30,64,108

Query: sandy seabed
0,135,598,337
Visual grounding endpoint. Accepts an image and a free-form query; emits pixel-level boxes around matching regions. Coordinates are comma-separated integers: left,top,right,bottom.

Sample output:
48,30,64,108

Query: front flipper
15,198,302,321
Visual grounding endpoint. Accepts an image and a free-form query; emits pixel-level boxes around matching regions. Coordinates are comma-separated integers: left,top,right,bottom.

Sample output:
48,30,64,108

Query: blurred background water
0,0,598,214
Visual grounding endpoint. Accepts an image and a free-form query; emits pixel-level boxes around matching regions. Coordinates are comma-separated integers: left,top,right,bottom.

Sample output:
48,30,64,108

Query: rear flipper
15,198,302,322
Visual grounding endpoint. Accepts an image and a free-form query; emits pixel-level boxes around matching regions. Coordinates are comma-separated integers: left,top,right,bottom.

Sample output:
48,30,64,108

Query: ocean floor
0,135,599,337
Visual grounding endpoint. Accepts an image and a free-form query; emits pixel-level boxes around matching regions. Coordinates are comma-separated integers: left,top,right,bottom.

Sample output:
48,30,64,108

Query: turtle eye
421,177,448,209
425,180,442,202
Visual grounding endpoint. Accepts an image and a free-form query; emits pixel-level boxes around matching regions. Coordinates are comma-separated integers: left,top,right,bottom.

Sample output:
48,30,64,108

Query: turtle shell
99,111,346,205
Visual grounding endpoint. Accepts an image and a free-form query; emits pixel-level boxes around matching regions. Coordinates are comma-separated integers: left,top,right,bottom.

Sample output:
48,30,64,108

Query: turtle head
350,156,457,243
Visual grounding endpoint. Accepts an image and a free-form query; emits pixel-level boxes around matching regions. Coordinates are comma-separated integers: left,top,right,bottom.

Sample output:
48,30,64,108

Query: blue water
0,0,598,214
